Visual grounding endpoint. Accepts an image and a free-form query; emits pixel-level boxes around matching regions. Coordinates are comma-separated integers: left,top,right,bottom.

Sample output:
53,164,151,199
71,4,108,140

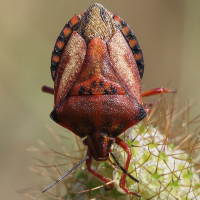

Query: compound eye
83,138,88,146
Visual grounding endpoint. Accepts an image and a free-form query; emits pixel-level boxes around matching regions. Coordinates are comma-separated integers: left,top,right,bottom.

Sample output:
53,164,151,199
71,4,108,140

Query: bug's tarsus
141,87,177,97
86,149,114,190
111,152,141,198
110,152,139,183
42,155,89,193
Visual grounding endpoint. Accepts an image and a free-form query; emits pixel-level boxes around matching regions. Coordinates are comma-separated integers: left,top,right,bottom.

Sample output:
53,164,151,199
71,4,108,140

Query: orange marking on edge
52,55,60,63
140,69,143,73
134,53,142,61
56,41,64,49
113,15,121,23
129,39,137,48
70,14,79,27
80,11,85,16
63,27,71,37
122,26,130,36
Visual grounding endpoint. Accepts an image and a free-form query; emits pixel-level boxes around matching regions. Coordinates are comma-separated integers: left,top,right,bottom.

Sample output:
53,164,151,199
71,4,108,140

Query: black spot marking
126,30,132,38
127,33,137,41
79,86,86,95
50,65,57,80
59,32,65,40
120,20,127,27
110,85,117,94
99,81,104,87
115,124,124,134
138,104,147,121
87,90,92,95
137,60,144,66
104,89,109,94
72,22,80,31
50,109,58,123
133,46,141,54
91,81,96,88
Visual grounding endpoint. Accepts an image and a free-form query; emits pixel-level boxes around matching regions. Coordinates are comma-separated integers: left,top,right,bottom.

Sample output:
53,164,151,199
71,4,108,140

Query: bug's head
83,133,115,161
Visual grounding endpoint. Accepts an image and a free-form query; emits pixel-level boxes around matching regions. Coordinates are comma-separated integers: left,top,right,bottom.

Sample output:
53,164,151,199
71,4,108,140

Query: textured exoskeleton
42,3,176,197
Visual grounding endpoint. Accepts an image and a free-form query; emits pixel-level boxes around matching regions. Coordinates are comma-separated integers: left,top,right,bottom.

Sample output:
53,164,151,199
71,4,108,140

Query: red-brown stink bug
42,3,176,197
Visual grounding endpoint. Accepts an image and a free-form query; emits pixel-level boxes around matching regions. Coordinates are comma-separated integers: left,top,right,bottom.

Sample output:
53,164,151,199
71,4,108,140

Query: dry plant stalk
20,96,200,200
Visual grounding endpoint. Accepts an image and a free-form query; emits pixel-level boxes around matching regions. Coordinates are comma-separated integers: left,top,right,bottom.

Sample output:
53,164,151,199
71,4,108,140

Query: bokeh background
1,0,200,199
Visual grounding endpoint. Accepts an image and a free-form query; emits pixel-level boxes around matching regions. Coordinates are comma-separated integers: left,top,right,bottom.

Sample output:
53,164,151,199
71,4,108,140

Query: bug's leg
143,100,159,114
142,87,176,97
143,100,158,109
144,108,151,114
115,137,140,197
86,149,114,190
42,85,54,95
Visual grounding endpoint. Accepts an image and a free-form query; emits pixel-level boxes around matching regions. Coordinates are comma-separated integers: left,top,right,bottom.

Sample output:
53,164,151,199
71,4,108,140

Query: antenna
110,152,139,183
42,155,89,193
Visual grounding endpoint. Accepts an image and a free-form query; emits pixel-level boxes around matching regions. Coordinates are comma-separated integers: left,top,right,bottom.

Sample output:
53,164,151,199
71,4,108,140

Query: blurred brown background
1,0,199,199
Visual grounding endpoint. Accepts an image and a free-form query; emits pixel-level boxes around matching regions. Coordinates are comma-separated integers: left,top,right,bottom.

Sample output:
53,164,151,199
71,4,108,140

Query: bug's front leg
86,149,114,190
115,137,140,197
142,87,176,97
42,85,54,95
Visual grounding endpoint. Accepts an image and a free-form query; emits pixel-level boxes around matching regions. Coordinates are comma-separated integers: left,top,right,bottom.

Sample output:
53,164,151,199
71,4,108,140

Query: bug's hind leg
115,137,140,197
42,85,54,95
142,87,176,97
86,149,114,190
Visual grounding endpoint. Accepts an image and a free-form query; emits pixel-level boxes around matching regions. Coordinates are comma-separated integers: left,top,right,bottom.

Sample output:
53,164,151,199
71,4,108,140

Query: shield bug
42,3,176,197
